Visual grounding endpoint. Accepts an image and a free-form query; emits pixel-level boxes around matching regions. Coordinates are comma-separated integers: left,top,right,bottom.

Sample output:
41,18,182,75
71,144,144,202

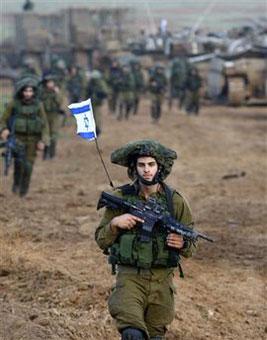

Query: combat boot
43,146,50,160
121,327,146,340
49,141,57,159
19,161,33,197
12,159,22,193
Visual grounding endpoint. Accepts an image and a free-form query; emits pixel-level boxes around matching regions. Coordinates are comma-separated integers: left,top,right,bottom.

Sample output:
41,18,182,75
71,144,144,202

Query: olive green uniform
117,71,135,121
185,69,202,115
0,99,49,196
148,71,167,123
41,87,64,158
95,185,194,339
131,64,145,115
87,76,108,136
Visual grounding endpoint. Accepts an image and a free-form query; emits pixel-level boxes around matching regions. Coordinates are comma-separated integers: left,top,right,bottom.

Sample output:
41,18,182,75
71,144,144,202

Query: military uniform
40,78,64,159
107,62,123,115
67,66,86,103
0,78,49,196
131,61,145,115
169,58,191,111
185,68,202,115
117,66,135,121
87,70,108,136
148,66,167,123
95,140,195,340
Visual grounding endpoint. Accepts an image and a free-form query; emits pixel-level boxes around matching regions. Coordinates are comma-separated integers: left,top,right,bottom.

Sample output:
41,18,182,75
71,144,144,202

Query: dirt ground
0,100,266,340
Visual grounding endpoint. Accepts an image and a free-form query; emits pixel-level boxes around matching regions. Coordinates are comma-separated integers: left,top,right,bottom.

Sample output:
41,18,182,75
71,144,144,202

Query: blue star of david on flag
68,98,97,140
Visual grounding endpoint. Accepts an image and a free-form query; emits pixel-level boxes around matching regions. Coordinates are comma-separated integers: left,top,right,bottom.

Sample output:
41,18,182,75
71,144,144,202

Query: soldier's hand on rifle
167,233,184,249
0,128,10,141
37,141,45,151
110,214,144,233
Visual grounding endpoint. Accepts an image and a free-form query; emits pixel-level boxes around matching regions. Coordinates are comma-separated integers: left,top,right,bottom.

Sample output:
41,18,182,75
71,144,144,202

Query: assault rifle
97,191,214,243
0,136,17,176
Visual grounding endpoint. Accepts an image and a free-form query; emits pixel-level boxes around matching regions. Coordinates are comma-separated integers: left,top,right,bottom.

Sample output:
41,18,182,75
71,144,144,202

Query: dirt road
0,101,266,340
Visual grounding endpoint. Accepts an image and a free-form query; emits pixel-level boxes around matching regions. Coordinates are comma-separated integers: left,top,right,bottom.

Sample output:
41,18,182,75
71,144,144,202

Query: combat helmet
14,76,39,98
111,139,177,184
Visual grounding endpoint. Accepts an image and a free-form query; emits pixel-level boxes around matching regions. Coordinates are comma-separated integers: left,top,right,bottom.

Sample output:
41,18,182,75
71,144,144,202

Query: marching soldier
0,77,49,197
148,64,167,123
185,67,202,115
40,74,65,159
96,140,196,340
87,70,108,136
130,60,145,115
117,64,135,121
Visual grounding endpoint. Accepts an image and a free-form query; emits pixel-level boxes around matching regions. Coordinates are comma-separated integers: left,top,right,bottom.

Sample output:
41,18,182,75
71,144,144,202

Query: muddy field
0,100,266,340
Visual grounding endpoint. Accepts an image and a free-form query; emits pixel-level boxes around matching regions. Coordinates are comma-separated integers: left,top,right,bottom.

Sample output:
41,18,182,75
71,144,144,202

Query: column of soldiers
0,58,88,197
0,55,202,197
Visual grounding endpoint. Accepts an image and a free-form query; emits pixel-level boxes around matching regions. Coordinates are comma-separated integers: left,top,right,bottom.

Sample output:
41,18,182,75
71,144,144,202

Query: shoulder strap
162,182,175,218
117,183,138,196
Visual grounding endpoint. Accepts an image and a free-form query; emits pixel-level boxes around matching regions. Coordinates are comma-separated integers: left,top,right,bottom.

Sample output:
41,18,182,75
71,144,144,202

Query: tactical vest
12,100,44,136
108,183,181,270
41,90,60,113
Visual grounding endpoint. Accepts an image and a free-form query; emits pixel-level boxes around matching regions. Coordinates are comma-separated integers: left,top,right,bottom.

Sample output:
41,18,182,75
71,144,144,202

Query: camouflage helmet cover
15,76,39,95
111,139,177,181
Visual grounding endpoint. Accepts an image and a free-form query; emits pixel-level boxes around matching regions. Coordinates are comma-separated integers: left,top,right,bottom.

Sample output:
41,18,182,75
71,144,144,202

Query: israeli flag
68,98,96,140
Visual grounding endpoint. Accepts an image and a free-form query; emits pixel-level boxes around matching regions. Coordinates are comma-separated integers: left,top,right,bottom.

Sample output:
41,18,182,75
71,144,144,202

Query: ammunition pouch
14,113,43,135
109,230,180,270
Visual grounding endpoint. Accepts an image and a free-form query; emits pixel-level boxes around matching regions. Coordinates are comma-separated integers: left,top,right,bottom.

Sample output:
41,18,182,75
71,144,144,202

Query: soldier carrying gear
117,64,135,121
107,59,123,115
87,70,108,136
95,139,196,340
185,67,202,115
40,73,65,159
148,64,167,123
0,77,49,197
130,60,145,115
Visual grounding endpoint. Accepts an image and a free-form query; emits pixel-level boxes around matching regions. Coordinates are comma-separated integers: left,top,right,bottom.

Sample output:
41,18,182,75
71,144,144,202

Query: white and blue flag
68,98,96,140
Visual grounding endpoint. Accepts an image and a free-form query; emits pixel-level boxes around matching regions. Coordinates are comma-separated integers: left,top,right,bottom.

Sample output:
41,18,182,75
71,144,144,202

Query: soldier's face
46,80,55,90
22,87,34,100
136,156,158,182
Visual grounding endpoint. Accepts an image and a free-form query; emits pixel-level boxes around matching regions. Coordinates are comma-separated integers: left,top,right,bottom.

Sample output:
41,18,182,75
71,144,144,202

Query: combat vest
108,183,181,270
11,100,44,136
41,89,60,114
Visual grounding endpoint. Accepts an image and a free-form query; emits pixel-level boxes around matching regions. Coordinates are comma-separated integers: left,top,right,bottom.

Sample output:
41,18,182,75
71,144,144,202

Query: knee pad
121,327,145,340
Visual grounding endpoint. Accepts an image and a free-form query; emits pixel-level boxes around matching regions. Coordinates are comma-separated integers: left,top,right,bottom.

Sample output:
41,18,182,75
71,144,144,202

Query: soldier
95,140,195,340
148,64,167,123
169,57,190,111
107,60,123,115
0,77,49,197
117,64,135,121
67,65,86,103
185,67,202,115
19,57,41,81
40,74,65,159
130,60,145,115
87,70,108,136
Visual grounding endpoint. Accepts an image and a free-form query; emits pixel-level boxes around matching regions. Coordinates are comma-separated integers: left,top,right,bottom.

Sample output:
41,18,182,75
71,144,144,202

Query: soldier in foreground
0,77,49,196
95,140,196,340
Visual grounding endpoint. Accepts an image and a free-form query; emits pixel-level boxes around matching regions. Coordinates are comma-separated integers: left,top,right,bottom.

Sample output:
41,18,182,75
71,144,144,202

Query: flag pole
94,138,114,188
